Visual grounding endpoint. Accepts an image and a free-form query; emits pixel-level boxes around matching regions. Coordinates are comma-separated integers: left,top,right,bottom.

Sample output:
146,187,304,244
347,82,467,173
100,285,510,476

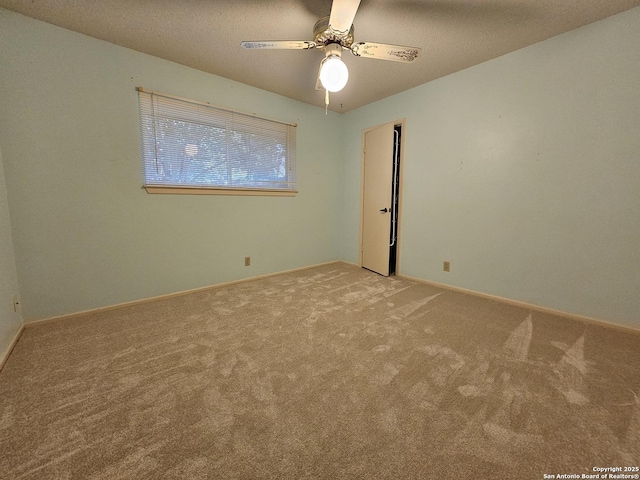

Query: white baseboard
0,324,24,372
25,261,342,328
396,272,640,335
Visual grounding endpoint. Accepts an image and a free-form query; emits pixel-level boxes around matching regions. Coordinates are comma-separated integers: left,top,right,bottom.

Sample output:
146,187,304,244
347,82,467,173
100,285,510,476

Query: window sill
143,186,298,197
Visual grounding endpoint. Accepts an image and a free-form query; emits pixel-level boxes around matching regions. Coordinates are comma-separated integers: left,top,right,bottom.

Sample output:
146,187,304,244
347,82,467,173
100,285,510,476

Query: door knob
379,208,388,213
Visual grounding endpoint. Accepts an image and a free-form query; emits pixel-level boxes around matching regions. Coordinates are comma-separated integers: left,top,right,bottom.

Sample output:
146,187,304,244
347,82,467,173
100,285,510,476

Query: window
137,88,297,195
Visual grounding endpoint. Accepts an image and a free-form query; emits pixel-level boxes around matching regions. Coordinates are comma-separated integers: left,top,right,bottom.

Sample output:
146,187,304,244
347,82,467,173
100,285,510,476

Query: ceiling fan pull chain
325,89,330,115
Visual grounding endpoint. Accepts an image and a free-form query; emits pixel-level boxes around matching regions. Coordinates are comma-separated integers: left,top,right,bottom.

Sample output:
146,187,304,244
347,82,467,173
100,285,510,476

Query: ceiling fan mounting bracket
313,17,354,49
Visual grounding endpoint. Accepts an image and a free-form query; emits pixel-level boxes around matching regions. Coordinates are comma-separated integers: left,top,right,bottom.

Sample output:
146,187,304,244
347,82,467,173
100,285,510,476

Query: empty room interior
1,1,639,478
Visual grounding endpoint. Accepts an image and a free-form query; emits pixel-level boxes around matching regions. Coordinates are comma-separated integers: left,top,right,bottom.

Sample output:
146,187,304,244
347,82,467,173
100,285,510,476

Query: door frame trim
359,118,407,276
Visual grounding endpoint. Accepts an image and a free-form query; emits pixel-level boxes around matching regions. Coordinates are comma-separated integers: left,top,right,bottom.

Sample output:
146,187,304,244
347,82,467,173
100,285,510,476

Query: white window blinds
137,88,297,194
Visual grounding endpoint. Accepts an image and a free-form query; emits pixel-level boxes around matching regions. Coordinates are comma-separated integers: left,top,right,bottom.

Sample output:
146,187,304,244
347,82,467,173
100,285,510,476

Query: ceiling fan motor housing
314,16,354,48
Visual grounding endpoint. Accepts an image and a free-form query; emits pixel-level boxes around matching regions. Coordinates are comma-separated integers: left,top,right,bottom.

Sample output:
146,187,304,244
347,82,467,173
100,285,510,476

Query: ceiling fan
241,0,422,109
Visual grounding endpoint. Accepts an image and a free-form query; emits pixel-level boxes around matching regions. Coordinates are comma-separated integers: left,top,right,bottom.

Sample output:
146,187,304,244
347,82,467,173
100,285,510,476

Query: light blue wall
0,9,343,321
2,6,639,329
341,7,640,327
0,142,23,357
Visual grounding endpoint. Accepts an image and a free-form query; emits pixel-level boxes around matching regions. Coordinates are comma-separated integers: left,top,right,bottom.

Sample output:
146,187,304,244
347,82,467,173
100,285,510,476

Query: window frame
137,87,298,196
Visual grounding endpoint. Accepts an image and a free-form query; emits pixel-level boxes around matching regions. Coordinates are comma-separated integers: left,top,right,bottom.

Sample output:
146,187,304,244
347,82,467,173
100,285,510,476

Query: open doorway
388,124,401,275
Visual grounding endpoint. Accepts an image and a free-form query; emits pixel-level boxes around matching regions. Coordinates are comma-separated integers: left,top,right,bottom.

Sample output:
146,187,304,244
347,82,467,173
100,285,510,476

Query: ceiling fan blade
329,0,361,33
241,41,316,50
350,42,422,63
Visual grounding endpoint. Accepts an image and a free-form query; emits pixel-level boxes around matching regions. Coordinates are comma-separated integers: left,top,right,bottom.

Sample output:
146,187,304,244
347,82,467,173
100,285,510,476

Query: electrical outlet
12,296,20,312
443,261,450,272
245,256,251,267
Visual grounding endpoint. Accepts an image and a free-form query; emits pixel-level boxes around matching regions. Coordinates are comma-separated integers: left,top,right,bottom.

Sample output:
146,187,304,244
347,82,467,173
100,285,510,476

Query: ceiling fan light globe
319,56,349,92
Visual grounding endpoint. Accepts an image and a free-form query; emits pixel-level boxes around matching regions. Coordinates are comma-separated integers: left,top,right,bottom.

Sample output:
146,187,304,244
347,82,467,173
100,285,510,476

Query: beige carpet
1,263,639,479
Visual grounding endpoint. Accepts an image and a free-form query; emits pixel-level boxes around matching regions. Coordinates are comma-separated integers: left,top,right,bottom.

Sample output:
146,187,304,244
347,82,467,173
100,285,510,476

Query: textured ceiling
1,0,638,112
